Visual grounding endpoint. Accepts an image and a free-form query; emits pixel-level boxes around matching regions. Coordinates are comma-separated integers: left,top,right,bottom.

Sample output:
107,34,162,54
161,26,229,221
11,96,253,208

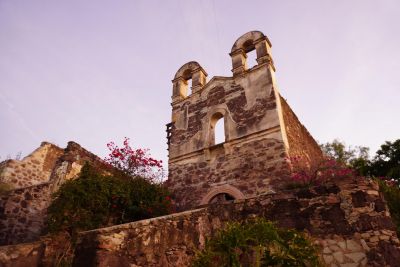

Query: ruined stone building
166,31,322,210
1,31,399,267
0,142,113,245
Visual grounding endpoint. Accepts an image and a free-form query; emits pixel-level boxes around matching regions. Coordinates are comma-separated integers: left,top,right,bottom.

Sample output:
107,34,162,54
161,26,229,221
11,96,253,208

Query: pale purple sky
1,0,399,166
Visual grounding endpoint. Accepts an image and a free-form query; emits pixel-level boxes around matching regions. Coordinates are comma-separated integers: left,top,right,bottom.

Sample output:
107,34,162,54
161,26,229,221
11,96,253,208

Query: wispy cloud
0,91,39,142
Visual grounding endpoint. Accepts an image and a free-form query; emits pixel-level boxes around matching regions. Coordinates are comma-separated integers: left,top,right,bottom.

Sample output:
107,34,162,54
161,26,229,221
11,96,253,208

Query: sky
1,0,399,167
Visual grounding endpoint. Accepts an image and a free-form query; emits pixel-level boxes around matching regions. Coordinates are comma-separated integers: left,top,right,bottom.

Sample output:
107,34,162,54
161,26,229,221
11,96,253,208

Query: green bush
192,219,322,267
47,163,173,235
377,179,400,235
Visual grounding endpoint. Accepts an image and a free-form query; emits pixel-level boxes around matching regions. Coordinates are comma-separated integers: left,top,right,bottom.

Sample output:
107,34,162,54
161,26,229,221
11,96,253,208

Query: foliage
320,138,400,183
47,163,173,235
105,137,164,182
192,218,322,267
376,178,400,235
286,156,353,189
320,139,370,175
369,139,400,184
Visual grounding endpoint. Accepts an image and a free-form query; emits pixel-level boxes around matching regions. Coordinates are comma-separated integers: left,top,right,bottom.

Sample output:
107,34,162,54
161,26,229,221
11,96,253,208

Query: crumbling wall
72,178,400,267
0,142,63,189
280,96,323,164
0,141,113,245
0,183,52,245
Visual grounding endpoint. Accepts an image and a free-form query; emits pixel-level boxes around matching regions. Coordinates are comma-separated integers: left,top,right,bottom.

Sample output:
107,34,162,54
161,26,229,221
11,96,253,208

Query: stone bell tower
166,31,322,211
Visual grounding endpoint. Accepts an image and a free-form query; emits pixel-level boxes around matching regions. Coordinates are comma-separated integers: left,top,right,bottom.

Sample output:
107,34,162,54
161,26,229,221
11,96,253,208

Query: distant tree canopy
320,139,370,176
370,139,400,179
320,138,400,182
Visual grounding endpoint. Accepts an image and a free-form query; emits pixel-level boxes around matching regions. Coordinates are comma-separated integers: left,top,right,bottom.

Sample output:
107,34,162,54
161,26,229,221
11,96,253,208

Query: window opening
246,49,257,69
186,78,192,96
214,117,225,144
183,69,193,97
209,193,235,204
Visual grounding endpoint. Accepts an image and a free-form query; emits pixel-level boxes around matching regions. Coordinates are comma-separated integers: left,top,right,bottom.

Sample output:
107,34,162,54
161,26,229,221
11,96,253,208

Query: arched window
200,184,245,205
210,113,225,146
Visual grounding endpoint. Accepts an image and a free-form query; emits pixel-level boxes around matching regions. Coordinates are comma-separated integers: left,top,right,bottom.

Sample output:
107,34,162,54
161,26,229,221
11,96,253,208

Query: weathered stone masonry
1,178,399,266
166,31,323,211
0,141,114,245
68,178,400,267
0,143,63,189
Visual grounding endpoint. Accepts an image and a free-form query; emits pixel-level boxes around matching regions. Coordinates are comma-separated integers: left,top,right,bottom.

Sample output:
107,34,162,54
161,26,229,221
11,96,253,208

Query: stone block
344,252,365,263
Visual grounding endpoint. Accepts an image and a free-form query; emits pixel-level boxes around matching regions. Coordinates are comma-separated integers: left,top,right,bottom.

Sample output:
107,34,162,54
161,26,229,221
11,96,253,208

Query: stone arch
172,61,208,101
200,184,245,205
231,31,268,54
230,31,274,75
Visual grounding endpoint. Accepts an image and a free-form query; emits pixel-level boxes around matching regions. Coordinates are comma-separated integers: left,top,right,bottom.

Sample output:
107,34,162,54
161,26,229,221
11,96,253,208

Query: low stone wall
1,178,399,266
73,178,400,267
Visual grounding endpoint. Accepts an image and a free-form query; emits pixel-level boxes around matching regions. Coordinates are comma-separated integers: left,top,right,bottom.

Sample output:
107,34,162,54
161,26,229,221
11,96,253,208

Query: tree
320,139,370,175
370,139,400,181
105,137,164,182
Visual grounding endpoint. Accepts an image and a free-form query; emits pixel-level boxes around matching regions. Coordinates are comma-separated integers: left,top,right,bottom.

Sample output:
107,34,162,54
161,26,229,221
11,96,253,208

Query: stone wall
0,142,63,189
280,96,324,164
0,183,52,245
71,178,400,267
0,141,113,245
167,136,290,211
0,241,44,267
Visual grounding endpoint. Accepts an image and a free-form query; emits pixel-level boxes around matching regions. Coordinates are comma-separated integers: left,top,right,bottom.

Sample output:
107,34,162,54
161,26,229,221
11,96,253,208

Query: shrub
192,218,322,267
47,163,173,235
286,156,353,189
376,178,400,235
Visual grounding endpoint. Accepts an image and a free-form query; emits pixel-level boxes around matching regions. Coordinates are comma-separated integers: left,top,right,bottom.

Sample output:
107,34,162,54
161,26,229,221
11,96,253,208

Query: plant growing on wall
105,137,164,182
192,218,322,267
47,163,173,235
286,156,353,188
376,178,400,235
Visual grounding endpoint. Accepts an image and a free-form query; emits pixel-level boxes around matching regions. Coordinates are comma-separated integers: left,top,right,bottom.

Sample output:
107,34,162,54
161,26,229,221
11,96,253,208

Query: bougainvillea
105,137,164,182
287,156,353,188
